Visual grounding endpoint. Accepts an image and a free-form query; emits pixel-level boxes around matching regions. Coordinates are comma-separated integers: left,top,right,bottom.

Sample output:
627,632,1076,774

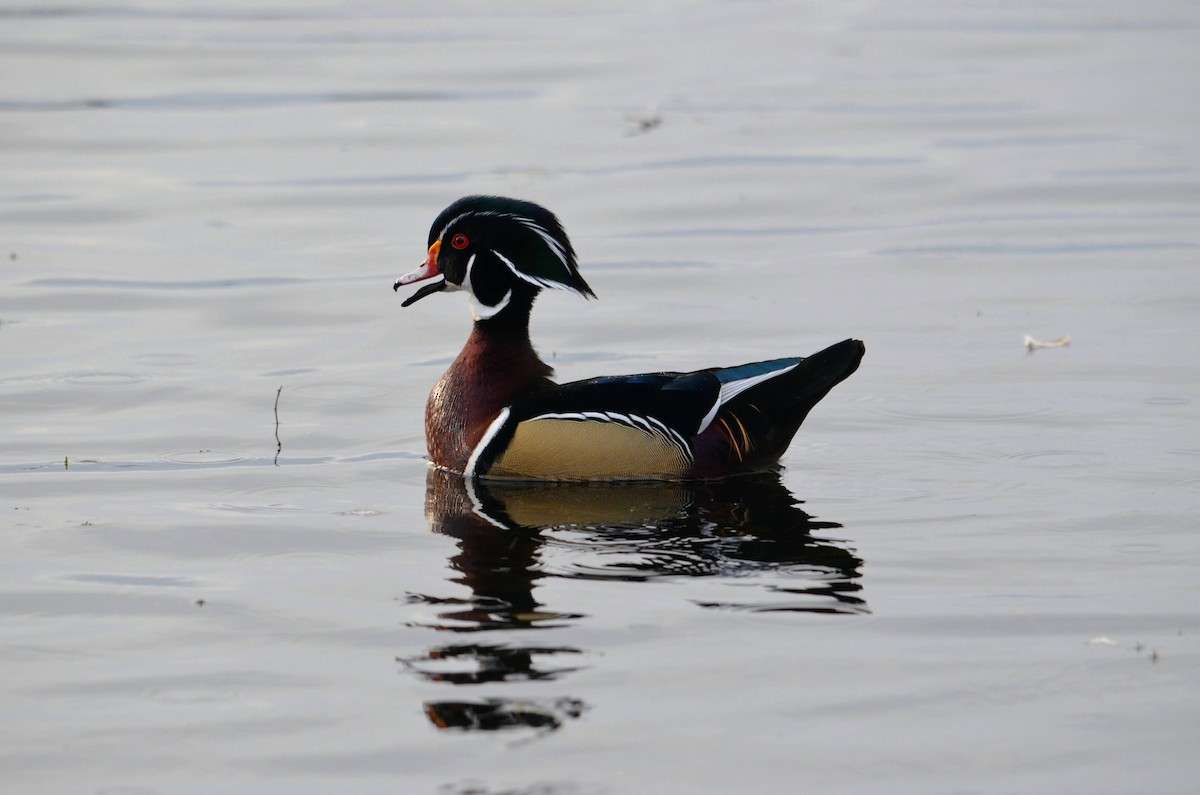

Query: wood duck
395,195,865,481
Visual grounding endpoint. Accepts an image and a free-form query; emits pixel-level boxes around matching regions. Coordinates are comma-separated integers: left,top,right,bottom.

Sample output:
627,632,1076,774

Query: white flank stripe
465,407,511,477
533,410,638,428
526,410,693,464
645,416,690,453
627,414,654,433
645,416,672,434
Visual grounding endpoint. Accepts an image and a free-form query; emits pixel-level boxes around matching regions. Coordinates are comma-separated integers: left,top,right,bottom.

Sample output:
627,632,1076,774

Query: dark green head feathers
396,195,596,319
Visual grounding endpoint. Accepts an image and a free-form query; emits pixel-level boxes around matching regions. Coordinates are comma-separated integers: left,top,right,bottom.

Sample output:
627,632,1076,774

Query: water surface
2,2,1198,793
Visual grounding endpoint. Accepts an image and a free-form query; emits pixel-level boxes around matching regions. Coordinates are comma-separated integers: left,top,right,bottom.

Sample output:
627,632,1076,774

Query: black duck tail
706,338,865,472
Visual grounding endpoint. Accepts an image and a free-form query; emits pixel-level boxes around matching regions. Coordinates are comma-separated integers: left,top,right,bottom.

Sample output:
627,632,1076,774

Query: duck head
395,195,596,321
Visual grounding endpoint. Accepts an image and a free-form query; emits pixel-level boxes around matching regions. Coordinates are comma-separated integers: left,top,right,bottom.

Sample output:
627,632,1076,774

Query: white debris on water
1025,334,1071,351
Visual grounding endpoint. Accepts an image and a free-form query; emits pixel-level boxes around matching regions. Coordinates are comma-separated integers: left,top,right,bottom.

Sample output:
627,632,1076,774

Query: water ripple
871,395,1070,425
581,153,924,176
130,353,198,368
56,573,203,588
61,371,149,386
877,241,1199,256
160,450,252,466
0,452,421,476
285,381,397,405
999,450,1110,469
27,276,304,290
0,89,530,113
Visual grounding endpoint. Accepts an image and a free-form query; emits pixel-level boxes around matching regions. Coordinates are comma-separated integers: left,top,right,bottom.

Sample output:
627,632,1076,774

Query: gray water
2,2,1198,793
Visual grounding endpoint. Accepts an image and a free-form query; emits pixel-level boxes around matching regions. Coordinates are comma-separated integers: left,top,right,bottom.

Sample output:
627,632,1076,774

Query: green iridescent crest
429,196,595,297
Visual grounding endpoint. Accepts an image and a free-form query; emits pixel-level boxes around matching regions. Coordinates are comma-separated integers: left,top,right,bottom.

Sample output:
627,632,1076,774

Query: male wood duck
395,195,865,481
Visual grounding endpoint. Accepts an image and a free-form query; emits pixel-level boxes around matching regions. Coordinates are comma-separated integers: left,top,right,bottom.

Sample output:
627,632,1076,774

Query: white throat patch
470,290,512,321
463,251,512,320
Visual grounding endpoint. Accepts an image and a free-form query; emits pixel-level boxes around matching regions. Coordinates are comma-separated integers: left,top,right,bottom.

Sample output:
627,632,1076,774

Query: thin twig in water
274,386,283,465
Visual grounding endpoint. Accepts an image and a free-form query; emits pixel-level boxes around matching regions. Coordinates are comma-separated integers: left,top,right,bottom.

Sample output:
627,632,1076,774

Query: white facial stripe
443,209,580,294
491,249,589,297
490,249,542,289
436,211,472,243
517,217,570,270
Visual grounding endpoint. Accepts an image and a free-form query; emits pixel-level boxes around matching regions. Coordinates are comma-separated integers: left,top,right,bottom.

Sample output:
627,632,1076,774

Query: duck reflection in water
403,468,866,733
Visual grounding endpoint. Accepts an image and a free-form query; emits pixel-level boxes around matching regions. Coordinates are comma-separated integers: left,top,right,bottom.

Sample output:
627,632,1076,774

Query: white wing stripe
697,363,799,433
719,364,798,404
697,399,722,435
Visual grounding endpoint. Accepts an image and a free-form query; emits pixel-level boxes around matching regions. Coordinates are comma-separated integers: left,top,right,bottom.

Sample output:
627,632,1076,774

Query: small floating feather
1024,334,1071,351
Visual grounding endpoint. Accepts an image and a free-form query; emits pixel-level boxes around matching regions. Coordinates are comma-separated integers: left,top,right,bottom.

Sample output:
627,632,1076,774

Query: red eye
450,233,469,250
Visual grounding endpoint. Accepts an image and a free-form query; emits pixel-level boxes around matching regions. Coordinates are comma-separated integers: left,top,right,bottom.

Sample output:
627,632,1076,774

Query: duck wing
467,339,864,480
